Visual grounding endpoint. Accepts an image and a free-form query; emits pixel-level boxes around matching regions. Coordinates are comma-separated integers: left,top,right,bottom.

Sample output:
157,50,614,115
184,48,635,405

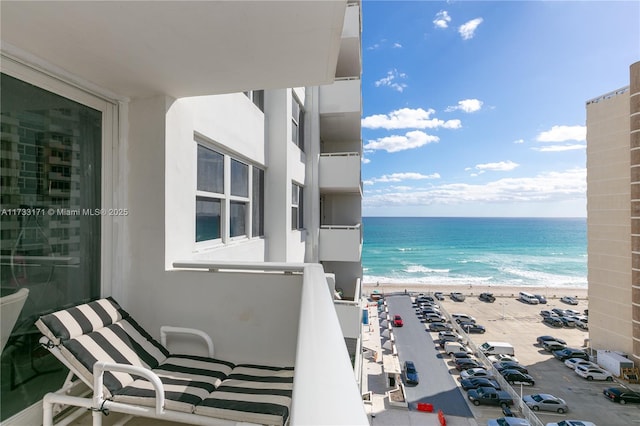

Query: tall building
0,2,367,424
586,61,640,364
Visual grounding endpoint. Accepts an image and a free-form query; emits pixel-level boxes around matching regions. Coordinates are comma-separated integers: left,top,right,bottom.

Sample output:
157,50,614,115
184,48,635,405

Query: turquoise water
362,217,587,288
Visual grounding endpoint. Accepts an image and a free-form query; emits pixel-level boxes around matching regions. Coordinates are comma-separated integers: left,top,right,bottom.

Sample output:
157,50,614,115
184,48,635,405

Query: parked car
424,313,446,323
534,294,547,304
479,292,496,302
564,309,581,316
559,316,577,327
443,341,472,354
553,348,589,362
467,386,513,407
542,340,567,352
537,335,566,346
573,317,589,330
450,292,466,302
564,358,596,369
460,322,486,333
488,354,520,364
455,358,481,371
403,360,419,385
575,365,614,381
452,313,476,322
451,351,473,360
539,310,553,318
545,421,596,426
488,418,531,426
434,292,445,300
494,361,528,374
542,316,563,328
393,315,403,327
603,387,640,404
460,367,495,380
460,377,501,391
429,322,453,332
551,308,567,316
438,331,463,342
523,393,568,413
501,369,535,386
561,296,579,305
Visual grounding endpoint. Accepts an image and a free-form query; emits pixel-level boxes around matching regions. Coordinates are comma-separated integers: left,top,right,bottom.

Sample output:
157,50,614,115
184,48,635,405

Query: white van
479,341,515,356
444,341,471,355
519,292,539,305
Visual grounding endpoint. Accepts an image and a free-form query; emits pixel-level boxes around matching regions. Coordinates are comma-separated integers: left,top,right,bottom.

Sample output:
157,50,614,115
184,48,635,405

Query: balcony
319,224,362,262
166,261,368,425
319,152,361,193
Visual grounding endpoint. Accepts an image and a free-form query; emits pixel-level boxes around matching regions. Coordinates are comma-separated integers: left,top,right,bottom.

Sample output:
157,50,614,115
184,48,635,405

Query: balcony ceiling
1,1,346,98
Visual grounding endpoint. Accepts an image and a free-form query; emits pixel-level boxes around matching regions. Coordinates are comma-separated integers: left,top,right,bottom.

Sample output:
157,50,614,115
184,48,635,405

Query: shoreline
362,282,588,299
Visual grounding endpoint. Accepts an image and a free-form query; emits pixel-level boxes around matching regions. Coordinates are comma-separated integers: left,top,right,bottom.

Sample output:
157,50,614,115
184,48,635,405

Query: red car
393,315,404,327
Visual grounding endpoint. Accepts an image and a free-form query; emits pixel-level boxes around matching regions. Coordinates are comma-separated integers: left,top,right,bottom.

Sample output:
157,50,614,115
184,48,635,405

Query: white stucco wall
164,93,268,266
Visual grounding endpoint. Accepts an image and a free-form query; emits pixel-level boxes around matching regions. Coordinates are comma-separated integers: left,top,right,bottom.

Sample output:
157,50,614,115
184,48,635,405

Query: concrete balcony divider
319,152,361,193
319,224,362,262
335,299,363,339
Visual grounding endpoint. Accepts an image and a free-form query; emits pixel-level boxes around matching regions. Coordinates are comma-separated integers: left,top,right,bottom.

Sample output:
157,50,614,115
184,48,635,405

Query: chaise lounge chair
36,297,293,426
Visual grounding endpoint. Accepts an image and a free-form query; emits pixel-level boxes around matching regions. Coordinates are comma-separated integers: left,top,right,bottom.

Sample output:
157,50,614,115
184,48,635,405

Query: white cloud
514,139,525,144
533,144,586,152
361,157,371,164
393,42,403,48
363,168,586,207
374,69,408,92
433,10,451,28
536,125,586,142
369,172,441,184
361,108,462,130
364,130,439,153
474,160,519,172
446,98,483,113
459,17,483,40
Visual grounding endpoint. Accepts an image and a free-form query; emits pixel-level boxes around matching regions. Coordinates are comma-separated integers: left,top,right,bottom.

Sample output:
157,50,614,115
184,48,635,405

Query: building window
252,168,264,237
196,143,263,243
292,183,304,230
291,95,305,151
243,90,264,112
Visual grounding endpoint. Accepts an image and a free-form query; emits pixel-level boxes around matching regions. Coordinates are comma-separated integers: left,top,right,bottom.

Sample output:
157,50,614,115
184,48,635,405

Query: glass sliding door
0,72,103,420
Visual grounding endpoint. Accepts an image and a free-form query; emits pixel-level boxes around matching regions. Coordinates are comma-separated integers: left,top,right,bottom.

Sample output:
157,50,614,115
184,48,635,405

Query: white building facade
0,1,366,424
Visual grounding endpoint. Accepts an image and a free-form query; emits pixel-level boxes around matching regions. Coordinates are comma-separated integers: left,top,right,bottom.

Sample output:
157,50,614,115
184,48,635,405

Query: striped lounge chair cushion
59,317,170,396
113,355,236,413
195,364,294,426
36,297,127,345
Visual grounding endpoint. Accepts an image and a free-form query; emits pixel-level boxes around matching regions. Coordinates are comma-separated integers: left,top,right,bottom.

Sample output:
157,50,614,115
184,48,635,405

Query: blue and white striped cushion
113,355,236,413
195,364,294,426
36,298,127,345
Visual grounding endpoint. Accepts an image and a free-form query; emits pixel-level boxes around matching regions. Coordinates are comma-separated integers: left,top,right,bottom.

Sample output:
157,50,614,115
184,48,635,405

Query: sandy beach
362,282,588,300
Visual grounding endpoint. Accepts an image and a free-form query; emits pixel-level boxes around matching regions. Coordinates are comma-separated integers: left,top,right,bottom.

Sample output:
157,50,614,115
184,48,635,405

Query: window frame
291,182,304,230
291,94,305,151
194,139,264,246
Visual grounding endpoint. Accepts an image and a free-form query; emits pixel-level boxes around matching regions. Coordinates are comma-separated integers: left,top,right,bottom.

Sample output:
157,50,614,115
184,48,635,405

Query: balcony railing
319,224,362,262
171,261,368,425
319,152,361,193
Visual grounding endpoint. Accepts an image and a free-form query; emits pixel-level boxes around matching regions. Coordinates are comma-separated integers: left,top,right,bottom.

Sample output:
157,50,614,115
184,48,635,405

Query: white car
459,367,495,380
564,358,596,369
488,354,520,364
545,421,596,426
575,365,613,381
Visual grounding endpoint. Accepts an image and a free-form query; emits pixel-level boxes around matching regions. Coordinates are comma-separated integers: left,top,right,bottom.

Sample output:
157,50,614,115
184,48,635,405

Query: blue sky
361,0,640,217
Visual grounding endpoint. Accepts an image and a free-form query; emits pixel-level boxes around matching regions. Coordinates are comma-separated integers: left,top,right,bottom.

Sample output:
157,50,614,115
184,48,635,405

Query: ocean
362,217,587,289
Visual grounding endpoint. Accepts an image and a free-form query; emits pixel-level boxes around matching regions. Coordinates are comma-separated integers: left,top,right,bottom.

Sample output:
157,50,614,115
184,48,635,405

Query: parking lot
436,293,640,426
